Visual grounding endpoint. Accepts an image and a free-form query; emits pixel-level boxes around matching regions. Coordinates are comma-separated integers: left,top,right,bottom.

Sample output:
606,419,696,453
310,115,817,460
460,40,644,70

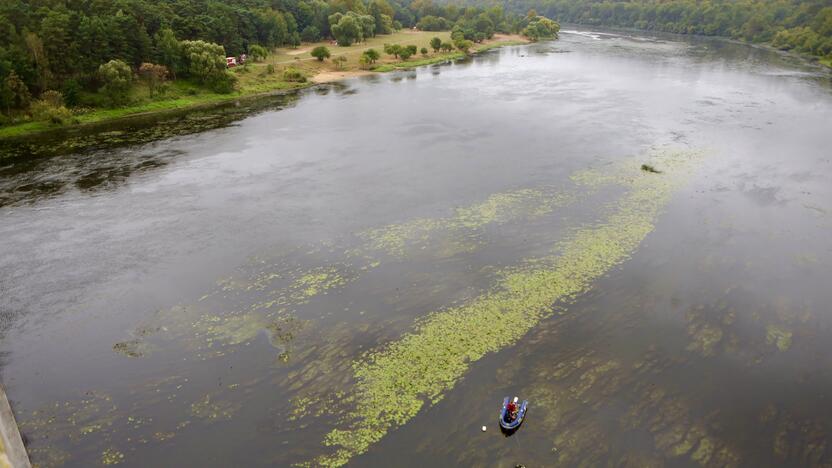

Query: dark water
1,29,831,467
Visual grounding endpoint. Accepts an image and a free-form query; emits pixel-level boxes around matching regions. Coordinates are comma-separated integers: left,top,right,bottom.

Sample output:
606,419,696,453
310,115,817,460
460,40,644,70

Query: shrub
61,79,81,107
384,43,402,58
311,46,331,61
30,91,74,124
138,63,169,97
211,72,238,93
283,67,307,82
98,59,133,106
39,90,64,108
266,64,276,74
420,47,428,56
362,48,380,63
248,45,269,62
430,37,442,52
455,39,474,54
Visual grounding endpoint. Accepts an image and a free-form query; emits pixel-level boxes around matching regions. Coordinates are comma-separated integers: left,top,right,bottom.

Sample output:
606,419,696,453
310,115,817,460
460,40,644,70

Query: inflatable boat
499,396,528,432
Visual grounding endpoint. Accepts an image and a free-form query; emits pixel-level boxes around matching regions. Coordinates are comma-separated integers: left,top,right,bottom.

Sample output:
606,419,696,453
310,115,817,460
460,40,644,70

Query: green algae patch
765,325,793,352
101,448,125,465
190,394,240,422
358,187,572,258
293,267,349,298
310,150,704,466
112,339,149,358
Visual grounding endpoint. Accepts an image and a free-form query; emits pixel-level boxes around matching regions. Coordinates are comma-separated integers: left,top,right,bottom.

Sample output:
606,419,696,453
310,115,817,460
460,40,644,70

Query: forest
497,0,832,58
0,0,830,126
0,0,556,123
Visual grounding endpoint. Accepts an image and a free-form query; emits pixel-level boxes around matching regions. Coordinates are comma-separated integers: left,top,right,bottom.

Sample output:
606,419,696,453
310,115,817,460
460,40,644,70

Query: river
1,28,831,467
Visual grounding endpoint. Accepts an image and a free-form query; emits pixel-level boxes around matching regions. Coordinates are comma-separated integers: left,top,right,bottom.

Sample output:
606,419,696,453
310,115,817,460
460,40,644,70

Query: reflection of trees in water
0,91,303,207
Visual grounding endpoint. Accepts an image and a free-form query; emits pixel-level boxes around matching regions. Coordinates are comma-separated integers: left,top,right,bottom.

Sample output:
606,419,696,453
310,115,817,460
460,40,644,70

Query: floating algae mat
307,149,704,467
113,182,587,358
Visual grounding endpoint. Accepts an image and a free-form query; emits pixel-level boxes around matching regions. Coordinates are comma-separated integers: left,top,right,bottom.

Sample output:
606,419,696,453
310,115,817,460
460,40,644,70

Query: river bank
0,32,527,141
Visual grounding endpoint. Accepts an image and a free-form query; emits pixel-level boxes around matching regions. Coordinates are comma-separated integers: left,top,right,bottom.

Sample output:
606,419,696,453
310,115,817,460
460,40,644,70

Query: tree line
0,0,558,120
488,0,832,60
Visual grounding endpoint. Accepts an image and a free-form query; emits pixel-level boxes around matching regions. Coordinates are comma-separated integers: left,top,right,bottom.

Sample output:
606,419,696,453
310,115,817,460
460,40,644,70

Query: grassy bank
0,32,527,140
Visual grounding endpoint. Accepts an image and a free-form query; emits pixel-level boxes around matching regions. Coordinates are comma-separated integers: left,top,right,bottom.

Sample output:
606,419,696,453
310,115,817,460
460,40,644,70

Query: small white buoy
482,425,487,432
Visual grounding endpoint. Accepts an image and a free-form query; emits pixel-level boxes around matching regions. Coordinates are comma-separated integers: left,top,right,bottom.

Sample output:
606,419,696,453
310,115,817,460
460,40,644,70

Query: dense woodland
0,0,830,124
498,0,832,56
0,0,557,121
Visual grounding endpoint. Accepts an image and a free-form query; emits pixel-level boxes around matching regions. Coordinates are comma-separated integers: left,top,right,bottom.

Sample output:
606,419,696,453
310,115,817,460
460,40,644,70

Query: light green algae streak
312,151,703,467
358,187,572,257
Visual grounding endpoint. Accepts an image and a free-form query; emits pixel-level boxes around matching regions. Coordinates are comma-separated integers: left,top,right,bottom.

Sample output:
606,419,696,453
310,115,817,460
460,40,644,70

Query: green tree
333,55,347,69
417,15,450,31
522,16,559,42
369,0,395,34
331,15,362,46
384,43,402,58
301,26,321,43
40,10,75,81
180,40,229,91
399,48,413,60
406,45,418,55
430,37,442,52
249,45,269,62
155,28,182,79
474,13,496,40
440,42,453,52
378,15,394,35
61,79,81,107
98,59,133,106
455,39,473,54
357,14,376,39
23,31,50,92
420,47,428,56
362,48,380,63
2,70,30,114
311,46,331,61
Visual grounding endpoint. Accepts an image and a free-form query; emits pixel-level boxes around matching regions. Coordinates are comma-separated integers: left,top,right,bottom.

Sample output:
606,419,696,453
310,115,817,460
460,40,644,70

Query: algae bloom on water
309,150,704,467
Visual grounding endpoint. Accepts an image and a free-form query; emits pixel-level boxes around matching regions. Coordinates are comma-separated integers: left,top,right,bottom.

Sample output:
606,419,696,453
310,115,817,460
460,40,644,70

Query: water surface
1,29,832,467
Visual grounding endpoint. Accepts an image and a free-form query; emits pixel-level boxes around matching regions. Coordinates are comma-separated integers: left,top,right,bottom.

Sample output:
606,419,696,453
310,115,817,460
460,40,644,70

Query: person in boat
506,400,518,422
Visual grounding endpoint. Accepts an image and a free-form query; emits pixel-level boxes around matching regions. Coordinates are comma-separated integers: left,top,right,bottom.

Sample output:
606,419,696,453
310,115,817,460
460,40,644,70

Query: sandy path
311,70,374,83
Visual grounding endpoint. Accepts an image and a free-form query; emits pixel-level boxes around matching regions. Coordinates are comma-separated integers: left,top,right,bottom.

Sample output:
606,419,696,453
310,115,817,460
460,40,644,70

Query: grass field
0,32,527,139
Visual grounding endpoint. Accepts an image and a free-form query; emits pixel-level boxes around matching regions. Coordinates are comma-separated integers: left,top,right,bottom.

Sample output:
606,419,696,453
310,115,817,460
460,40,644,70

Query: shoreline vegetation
0,32,528,140
0,0,561,141
3,27,823,143
1,0,829,141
